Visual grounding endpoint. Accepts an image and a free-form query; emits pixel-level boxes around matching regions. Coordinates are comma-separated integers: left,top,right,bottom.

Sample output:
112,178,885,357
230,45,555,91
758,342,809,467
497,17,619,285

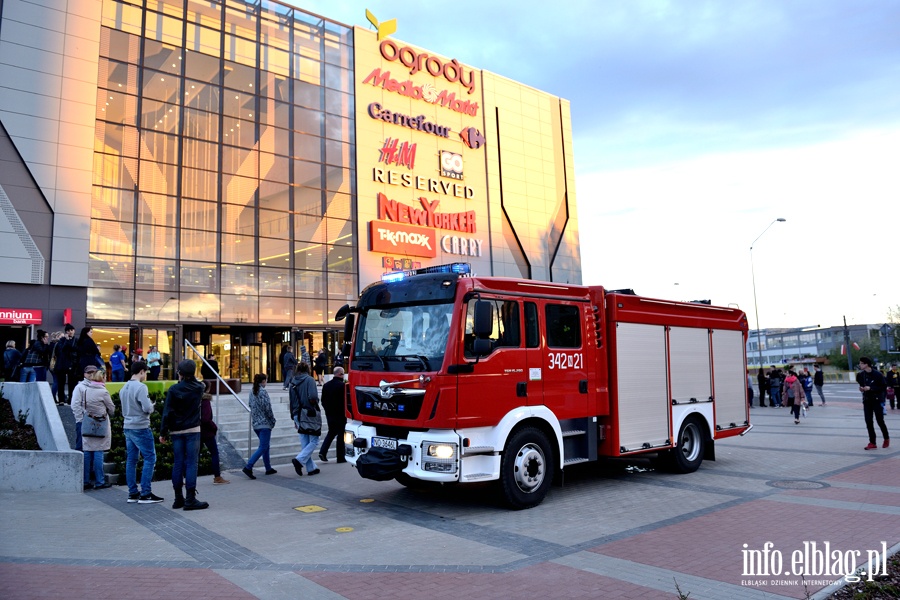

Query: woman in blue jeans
78,366,115,490
243,373,277,478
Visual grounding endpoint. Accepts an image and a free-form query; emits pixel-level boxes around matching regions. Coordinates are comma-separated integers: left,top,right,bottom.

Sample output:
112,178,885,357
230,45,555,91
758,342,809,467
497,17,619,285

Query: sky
299,0,900,330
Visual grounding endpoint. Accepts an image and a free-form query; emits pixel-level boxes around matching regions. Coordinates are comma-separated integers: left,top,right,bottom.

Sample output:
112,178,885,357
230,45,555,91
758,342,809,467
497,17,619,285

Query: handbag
888,387,896,401
83,413,109,437
82,393,109,438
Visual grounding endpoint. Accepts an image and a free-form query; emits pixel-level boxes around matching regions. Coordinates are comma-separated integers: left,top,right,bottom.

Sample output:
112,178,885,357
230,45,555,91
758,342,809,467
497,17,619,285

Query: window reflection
135,257,178,290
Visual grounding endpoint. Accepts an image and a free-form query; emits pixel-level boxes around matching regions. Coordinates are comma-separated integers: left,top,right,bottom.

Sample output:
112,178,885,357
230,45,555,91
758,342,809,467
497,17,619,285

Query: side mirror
473,300,493,338
335,304,353,322
343,314,355,348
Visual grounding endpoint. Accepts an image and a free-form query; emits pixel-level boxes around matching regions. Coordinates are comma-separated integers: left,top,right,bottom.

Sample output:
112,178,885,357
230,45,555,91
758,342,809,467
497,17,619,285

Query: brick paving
1,383,897,599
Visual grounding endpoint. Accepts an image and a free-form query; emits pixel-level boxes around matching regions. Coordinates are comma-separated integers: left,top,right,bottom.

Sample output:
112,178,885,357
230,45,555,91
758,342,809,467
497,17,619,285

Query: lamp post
156,296,177,320
750,218,786,370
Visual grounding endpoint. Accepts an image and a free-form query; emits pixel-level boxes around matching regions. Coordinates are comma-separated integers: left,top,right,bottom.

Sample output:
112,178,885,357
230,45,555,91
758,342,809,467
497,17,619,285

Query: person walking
282,346,296,390
201,387,229,485
242,373,277,478
121,361,163,504
146,346,161,381
314,349,327,384
69,365,95,453
800,367,814,411
319,366,347,462
3,340,21,382
886,363,899,411
78,366,115,490
201,353,218,381
299,345,311,372
813,364,826,406
159,359,210,510
756,368,769,407
858,356,890,450
19,331,48,382
289,362,321,477
782,370,805,424
109,344,127,382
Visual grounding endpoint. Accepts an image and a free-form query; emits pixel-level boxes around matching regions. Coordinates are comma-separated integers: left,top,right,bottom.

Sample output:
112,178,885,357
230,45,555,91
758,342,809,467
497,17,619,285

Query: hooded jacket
160,377,205,436
289,372,321,436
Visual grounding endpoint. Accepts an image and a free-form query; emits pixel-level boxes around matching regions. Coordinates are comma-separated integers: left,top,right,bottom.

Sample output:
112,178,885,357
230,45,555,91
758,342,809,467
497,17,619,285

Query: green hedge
108,391,213,484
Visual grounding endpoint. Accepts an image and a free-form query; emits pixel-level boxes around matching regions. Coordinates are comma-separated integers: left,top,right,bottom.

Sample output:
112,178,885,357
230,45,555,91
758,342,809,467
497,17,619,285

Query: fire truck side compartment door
712,328,748,431
615,322,671,451
668,326,712,405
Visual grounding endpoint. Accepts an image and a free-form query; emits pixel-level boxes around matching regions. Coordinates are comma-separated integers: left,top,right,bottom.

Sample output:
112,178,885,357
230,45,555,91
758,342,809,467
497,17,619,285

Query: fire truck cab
337,264,750,509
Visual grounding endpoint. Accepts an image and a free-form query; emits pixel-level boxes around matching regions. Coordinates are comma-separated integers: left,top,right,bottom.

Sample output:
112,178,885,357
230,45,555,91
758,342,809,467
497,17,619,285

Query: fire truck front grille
355,387,426,421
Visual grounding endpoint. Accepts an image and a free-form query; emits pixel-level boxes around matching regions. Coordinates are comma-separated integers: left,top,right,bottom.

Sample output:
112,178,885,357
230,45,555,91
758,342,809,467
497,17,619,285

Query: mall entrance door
300,329,341,376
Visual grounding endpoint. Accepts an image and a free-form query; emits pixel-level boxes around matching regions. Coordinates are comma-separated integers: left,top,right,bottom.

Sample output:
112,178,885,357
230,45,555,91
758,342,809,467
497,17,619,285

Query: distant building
747,324,880,367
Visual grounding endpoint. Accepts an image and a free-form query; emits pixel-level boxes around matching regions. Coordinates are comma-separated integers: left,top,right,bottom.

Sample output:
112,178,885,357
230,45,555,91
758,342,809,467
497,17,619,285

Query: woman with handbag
80,365,115,490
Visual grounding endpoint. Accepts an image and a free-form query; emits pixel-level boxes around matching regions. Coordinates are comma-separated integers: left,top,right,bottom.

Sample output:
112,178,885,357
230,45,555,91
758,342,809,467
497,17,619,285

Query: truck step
461,446,494,456
561,429,586,438
563,457,590,466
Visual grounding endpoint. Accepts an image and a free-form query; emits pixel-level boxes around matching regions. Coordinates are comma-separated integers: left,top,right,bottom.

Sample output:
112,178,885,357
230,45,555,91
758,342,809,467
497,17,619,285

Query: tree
824,329,893,369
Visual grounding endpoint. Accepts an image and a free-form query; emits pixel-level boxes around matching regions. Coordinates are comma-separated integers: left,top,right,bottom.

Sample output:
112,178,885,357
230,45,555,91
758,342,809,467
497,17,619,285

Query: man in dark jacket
282,347,296,390
813,364,826,406
53,324,77,403
160,359,209,510
858,356,889,450
20,331,48,382
319,367,347,463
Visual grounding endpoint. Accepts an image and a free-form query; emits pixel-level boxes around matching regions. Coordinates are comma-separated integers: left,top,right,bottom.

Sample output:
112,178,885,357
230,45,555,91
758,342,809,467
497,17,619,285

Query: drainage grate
768,480,829,490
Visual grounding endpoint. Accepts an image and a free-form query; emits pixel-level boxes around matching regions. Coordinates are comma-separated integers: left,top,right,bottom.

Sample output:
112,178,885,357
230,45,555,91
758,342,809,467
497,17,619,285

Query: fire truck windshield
352,302,453,372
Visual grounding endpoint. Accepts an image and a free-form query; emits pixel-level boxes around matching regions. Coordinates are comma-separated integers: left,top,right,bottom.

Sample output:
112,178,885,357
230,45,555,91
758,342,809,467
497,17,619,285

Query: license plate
371,436,398,450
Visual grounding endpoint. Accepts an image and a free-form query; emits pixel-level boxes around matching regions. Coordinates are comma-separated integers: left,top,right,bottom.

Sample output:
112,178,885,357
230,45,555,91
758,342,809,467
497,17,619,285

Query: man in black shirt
858,356,889,450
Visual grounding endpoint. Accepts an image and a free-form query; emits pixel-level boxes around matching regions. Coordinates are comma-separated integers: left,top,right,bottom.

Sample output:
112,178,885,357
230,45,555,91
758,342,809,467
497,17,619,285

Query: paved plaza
2,382,898,599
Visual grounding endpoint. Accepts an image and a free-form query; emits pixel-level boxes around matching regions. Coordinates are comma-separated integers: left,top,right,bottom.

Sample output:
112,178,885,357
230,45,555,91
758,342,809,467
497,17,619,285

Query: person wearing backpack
289,362,321,477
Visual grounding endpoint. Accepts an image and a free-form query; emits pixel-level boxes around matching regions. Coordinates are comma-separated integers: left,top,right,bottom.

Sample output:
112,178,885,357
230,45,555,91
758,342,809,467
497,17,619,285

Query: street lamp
156,296,177,320
750,218,786,370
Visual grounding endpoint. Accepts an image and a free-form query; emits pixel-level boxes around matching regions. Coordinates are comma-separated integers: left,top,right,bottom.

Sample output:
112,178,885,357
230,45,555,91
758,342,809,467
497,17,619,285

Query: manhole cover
768,480,829,490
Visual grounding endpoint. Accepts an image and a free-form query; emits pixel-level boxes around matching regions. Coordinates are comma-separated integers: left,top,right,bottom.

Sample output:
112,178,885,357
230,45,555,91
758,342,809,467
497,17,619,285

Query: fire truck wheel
500,427,554,509
665,416,705,474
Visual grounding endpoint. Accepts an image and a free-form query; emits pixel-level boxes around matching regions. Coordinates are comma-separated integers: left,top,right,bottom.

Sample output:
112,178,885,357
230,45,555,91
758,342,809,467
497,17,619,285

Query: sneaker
292,458,303,476
865,443,878,450
213,476,230,485
138,492,164,504
308,468,321,476
242,467,257,480
794,419,800,424
127,493,140,503
265,469,278,475
884,439,891,448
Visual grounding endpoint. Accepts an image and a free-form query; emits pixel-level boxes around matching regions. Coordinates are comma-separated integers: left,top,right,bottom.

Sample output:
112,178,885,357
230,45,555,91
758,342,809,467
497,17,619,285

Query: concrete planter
0,382,82,492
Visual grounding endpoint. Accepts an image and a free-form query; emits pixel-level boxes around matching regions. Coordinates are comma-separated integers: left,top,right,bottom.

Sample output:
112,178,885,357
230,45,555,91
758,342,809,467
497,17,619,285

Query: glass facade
90,0,358,326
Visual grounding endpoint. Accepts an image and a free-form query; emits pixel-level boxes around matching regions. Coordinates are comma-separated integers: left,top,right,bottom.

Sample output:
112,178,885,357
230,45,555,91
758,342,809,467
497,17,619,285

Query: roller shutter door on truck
712,328,748,431
615,322,670,452
668,326,712,406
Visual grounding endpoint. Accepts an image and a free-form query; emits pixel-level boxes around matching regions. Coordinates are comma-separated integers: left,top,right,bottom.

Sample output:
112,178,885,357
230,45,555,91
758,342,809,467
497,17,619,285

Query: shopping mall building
0,0,581,382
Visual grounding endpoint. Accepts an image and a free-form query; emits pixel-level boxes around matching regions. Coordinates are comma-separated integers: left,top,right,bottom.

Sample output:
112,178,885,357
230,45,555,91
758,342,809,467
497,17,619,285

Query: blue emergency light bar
381,262,471,283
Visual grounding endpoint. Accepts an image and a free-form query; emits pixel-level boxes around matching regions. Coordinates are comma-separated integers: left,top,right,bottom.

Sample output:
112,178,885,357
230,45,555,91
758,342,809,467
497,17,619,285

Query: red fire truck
336,264,751,509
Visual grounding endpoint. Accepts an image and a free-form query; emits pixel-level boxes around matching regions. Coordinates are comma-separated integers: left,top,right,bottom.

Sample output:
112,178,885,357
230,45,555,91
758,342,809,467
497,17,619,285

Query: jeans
75,421,83,451
111,369,125,382
19,366,36,382
803,388,813,404
770,387,782,407
747,386,754,408
815,384,826,404
124,428,157,495
283,368,293,389
247,428,272,470
83,450,105,485
863,399,890,444
791,403,801,421
171,432,201,490
149,366,160,381
296,433,320,472
201,436,221,477
34,366,47,382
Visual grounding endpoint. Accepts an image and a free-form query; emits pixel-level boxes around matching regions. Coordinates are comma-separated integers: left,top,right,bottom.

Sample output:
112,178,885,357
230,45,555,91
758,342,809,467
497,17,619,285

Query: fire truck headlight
427,443,456,459
343,431,355,446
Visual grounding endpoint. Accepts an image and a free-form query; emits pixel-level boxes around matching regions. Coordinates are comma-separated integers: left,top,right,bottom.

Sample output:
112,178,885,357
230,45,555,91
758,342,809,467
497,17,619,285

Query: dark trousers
55,369,76,403
201,436,221,477
863,399,890,444
320,417,346,459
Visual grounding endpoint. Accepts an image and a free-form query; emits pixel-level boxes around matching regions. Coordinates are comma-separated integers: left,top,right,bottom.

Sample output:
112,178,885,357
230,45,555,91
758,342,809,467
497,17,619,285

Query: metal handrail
184,340,252,460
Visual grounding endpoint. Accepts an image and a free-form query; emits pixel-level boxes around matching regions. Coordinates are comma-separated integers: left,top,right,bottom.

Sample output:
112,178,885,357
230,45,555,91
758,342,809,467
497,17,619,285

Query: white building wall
0,0,101,286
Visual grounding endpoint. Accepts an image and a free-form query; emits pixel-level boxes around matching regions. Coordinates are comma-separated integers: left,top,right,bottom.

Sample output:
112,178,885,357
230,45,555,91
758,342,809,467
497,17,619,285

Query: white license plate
371,437,398,450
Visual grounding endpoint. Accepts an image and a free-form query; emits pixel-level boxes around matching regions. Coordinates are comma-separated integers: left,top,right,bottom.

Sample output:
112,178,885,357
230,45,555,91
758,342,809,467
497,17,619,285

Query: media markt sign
0,308,42,325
